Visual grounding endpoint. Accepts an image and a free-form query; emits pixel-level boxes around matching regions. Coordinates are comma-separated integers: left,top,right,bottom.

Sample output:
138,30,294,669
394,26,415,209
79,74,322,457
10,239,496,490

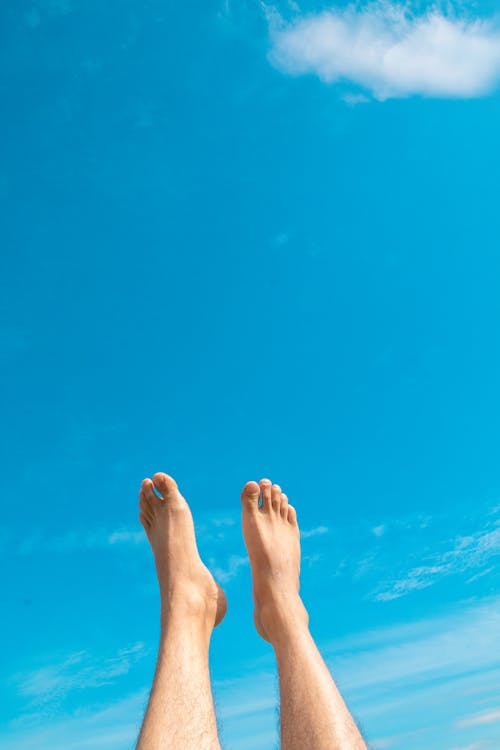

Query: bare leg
241,479,366,750
136,473,227,750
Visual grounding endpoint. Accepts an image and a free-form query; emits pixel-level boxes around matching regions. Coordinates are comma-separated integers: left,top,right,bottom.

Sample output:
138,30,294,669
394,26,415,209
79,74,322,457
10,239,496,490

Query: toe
139,512,151,531
271,484,281,513
287,504,298,526
152,472,178,499
259,479,272,512
152,472,186,510
141,479,156,504
139,493,153,520
280,492,289,519
241,481,260,512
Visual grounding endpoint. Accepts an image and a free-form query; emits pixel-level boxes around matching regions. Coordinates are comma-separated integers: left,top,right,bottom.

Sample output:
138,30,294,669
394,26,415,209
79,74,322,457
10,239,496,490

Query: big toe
152,472,180,500
241,481,261,511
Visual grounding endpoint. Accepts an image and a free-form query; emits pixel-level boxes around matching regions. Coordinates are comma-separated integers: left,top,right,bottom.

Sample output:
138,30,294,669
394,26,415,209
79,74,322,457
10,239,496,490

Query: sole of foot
241,478,309,643
139,472,227,632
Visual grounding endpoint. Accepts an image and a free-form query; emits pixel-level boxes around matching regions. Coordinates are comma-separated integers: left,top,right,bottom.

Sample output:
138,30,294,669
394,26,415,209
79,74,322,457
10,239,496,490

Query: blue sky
1,0,500,748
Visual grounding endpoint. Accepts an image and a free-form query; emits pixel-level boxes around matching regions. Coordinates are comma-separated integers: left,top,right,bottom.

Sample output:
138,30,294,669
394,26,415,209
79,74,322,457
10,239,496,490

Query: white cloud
374,521,500,601
211,516,237,528
267,2,500,100
272,231,291,246
466,566,494,584
322,598,500,747
106,530,144,545
14,510,243,556
216,596,500,748
14,643,146,706
210,554,249,583
343,92,371,105
457,709,500,728
303,551,322,567
4,598,500,750
15,527,147,554
3,690,147,750
328,596,500,691
301,525,329,538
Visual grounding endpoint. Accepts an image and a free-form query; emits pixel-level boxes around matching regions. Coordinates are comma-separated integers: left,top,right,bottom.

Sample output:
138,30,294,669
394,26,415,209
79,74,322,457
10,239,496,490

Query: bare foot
241,478,309,644
139,472,227,633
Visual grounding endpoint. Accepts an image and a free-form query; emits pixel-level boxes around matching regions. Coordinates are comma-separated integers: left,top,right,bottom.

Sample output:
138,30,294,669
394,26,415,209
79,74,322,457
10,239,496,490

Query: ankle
160,586,218,632
256,592,310,644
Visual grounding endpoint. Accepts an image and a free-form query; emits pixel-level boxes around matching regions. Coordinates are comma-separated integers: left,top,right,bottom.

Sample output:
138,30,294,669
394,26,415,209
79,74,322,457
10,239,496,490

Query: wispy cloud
321,597,500,748
370,739,394,749
329,596,500,690
3,690,147,750
107,530,144,545
13,511,241,555
7,501,499,597
210,554,249,583
217,596,500,749
14,643,146,707
374,522,500,601
4,598,500,750
301,525,329,539
457,709,500,728
16,527,147,555
267,2,500,100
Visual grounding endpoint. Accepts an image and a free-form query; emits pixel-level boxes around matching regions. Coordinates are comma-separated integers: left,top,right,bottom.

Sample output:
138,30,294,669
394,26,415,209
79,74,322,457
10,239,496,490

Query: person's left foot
139,473,227,632
240,478,307,643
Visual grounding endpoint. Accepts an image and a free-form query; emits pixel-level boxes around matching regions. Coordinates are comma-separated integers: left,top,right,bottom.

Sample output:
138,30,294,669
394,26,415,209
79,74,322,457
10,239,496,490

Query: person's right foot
139,472,227,634
241,478,309,643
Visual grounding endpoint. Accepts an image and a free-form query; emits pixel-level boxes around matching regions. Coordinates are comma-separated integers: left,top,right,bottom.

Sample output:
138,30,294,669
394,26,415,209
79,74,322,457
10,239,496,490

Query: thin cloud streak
301,525,329,538
4,598,500,750
218,596,500,747
374,523,500,601
2,690,147,750
210,554,249,583
328,596,500,692
457,709,500,728
14,643,146,706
